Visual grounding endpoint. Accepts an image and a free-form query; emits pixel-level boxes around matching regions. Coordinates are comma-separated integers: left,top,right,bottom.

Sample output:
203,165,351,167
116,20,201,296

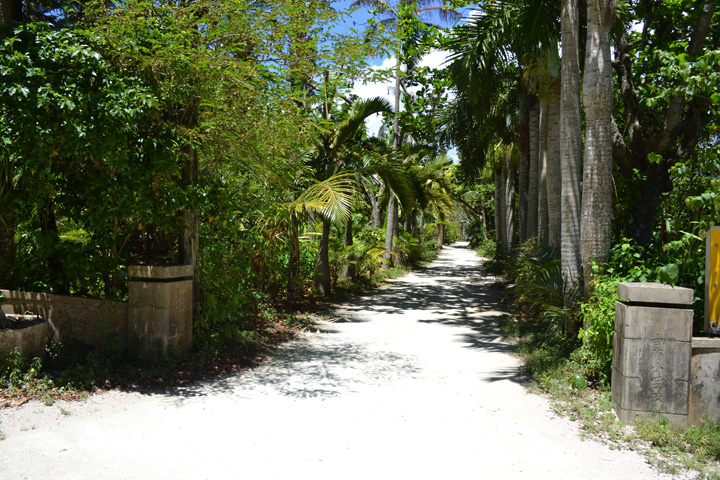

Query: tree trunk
404,209,413,233
581,0,615,301
0,0,21,25
393,200,400,238
537,94,549,243
384,56,403,268
503,148,516,249
314,217,331,294
561,0,583,307
526,96,539,239
0,0,10,24
287,213,301,303
495,165,506,250
179,147,200,309
38,195,67,293
370,190,383,230
339,218,355,281
0,203,13,288
546,77,562,252
518,93,530,243
384,195,398,268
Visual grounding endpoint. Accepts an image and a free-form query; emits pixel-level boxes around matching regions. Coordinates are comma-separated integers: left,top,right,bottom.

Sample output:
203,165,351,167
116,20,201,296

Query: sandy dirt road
0,243,677,479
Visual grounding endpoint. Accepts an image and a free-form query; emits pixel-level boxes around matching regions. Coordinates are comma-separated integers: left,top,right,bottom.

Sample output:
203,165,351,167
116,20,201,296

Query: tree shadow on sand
165,243,525,405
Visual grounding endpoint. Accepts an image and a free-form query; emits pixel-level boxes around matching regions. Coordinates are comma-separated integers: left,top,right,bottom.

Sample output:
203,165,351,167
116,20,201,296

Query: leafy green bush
0,348,43,388
577,277,620,385
395,232,423,266
504,239,578,337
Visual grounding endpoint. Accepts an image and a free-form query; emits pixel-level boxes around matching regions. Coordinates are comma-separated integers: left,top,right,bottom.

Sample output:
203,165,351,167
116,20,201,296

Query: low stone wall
0,315,48,359
1,266,193,359
1,289,128,349
128,265,193,356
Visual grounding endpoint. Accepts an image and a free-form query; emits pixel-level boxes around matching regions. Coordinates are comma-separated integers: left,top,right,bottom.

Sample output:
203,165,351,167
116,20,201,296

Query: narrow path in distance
0,243,675,479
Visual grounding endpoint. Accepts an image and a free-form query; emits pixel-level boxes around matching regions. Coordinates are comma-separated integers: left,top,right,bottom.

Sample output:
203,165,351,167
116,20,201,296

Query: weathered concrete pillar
128,265,193,358
690,337,720,425
612,282,694,427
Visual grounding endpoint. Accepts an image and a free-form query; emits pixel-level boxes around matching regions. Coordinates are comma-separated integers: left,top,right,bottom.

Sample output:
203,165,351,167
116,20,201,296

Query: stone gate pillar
128,265,193,358
612,282,694,427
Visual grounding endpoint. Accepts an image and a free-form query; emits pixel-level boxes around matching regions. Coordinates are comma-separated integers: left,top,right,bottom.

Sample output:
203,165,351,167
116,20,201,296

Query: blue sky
330,1,474,159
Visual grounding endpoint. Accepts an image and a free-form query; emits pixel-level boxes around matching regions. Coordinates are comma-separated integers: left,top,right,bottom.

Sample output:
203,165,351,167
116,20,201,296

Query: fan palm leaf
290,172,356,226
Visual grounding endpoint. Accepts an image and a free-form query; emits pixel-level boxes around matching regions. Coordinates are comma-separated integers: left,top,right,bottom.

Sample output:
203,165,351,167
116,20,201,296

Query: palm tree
526,96,539,239
305,96,393,294
537,93,549,243
444,0,559,247
405,154,455,246
546,76,561,252
580,0,615,300
492,144,517,251
560,0,582,306
351,0,458,267
339,137,413,280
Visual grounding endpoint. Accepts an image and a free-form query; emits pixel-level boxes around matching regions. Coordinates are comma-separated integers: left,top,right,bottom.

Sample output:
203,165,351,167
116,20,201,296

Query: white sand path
0,243,680,479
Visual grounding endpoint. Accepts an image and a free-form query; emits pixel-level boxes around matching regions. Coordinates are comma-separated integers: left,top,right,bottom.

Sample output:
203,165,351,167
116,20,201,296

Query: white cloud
352,50,452,137
351,50,459,162
418,49,451,69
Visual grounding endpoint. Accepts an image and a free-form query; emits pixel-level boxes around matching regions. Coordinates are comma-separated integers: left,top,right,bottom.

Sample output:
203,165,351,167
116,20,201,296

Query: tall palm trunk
537,94,549,243
503,147,516,249
546,77,562,252
314,217,332,294
561,0,583,307
370,190,383,229
518,94,530,243
340,218,356,281
287,213,301,303
384,60,403,269
581,0,615,301
179,144,199,309
494,165,505,250
526,97,539,239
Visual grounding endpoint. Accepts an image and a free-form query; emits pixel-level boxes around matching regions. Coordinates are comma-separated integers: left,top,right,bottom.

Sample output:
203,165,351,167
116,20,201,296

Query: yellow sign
706,227,720,334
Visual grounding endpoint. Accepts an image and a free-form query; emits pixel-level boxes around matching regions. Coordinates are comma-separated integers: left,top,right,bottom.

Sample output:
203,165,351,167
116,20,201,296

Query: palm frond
333,96,392,153
291,173,356,225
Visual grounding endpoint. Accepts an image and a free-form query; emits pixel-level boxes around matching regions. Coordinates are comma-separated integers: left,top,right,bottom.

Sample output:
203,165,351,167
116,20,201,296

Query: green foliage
394,232,423,266
635,415,720,466
0,348,44,388
1,22,182,294
504,240,578,338
577,277,619,386
658,263,680,286
342,228,386,281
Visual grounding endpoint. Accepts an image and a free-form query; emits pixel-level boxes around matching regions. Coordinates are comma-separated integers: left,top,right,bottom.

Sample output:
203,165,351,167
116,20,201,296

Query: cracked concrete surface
0,243,679,479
